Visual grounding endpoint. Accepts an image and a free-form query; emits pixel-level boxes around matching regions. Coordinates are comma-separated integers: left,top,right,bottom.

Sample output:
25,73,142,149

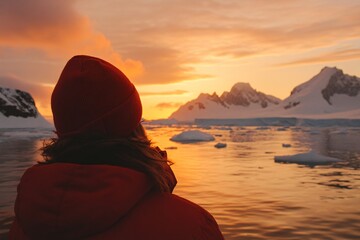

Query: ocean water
0,126,360,239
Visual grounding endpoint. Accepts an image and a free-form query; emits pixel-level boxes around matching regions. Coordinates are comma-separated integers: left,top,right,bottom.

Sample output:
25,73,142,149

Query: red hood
14,163,152,239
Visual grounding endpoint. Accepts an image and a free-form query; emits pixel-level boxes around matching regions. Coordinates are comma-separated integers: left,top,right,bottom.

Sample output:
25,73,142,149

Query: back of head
47,56,175,192
51,55,142,138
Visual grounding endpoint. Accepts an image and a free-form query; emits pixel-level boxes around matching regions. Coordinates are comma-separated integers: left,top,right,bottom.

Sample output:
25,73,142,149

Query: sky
0,0,359,120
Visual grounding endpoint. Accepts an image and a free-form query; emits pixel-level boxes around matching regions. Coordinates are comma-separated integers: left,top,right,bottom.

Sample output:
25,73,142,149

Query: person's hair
40,124,174,192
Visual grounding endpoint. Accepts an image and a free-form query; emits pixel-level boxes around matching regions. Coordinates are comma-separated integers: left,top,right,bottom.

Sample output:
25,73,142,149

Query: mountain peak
290,67,342,97
321,68,360,105
169,81,280,121
231,82,253,92
319,66,344,77
221,82,280,107
283,66,360,113
321,66,341,73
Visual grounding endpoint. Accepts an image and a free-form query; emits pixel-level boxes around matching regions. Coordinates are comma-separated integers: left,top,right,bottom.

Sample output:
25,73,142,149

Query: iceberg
274,150,343,165
170,130,215,142
195,118,360,127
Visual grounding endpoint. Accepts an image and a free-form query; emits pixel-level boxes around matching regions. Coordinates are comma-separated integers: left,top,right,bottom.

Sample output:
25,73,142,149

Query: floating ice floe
330,128,348,135
170,130,215,142
274,150,343,165
214,142,227,148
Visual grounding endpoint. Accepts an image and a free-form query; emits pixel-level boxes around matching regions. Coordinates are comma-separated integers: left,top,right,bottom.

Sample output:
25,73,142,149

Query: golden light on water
145,126,360,238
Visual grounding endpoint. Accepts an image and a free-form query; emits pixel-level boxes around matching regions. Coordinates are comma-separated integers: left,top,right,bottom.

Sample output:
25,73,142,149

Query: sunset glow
0,0,359,120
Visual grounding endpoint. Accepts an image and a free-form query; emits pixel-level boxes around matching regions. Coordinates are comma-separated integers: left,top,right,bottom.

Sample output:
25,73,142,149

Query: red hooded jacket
9,163,224,240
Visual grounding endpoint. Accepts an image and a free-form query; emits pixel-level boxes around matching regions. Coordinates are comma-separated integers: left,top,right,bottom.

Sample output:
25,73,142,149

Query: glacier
194,117,360,127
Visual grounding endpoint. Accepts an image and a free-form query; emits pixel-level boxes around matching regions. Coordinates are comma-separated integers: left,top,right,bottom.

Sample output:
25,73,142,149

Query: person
9,55,224,240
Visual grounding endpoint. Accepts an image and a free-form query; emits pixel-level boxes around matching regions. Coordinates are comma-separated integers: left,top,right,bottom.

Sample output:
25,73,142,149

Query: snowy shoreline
0,115,53,129
145,117,360,127
195,117,360,127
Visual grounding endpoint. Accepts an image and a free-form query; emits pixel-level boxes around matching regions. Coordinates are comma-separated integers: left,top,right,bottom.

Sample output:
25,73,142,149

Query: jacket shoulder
158,193,224,240
92,192,224,240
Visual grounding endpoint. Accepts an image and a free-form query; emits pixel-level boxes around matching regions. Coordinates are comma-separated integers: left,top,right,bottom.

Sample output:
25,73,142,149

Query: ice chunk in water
275,150,342,165
170,130,215,142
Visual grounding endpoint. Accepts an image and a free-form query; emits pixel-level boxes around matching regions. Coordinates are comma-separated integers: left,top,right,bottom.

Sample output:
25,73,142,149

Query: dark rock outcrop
0,87,38,118
220,83,280,108
321,70,360,105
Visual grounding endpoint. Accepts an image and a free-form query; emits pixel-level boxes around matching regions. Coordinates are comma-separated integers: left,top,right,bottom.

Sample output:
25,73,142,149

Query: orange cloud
121,46,211,84
90,0,360,84
155,102,183,109
0,0,143,79
274,48,360,67
140,90,188,96
2,0,360,88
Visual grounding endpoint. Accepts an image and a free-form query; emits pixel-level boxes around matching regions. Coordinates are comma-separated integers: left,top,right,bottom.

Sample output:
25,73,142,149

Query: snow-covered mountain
169,67,360,122
275,67,360,118
169,82,281,121
0,87,51,128
221,83,280,108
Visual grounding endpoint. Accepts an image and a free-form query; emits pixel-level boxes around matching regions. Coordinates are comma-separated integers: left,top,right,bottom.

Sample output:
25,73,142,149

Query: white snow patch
0,88,17,105
274,150,342,164
0,114,52,129
170,130,215,142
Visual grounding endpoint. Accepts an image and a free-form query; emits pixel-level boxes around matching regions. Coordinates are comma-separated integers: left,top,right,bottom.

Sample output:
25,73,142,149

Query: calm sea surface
1,126,360,240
